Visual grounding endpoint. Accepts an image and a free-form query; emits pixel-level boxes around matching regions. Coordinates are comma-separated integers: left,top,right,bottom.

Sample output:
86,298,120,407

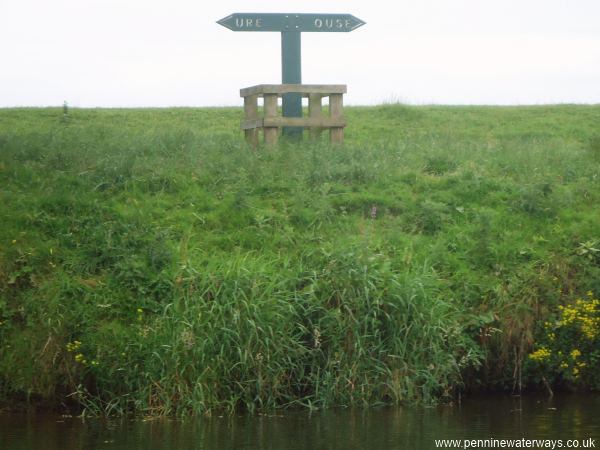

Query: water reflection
1,394,598,450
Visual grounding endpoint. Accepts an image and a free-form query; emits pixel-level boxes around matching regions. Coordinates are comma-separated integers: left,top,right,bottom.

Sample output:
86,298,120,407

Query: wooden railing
240,84,346,147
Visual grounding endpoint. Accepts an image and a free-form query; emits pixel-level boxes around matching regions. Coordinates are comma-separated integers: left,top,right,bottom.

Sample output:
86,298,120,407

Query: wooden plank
244,129,259,148
263,94,279,146
330,128,344,144
244,94,258,119
264,94,278,117
243,94,259,147
241,118,264,130
329,93,343,118
243,117,346,129
242,117,346,129
329,93,344,144
263,117,346,128
264,127,278,146
309,93,323,140
240,84,347,97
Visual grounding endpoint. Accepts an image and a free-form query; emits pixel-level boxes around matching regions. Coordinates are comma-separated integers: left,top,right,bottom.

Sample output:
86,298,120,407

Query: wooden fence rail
240,84,347,147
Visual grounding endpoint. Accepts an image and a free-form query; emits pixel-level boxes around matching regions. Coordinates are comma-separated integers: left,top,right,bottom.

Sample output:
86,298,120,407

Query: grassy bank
1,105,599,415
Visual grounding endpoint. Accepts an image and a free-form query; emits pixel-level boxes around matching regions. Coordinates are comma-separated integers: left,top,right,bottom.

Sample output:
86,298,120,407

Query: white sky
1,0,599,106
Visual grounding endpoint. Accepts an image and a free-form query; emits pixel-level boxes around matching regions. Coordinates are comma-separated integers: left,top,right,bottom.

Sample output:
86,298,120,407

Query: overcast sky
1,0,599,107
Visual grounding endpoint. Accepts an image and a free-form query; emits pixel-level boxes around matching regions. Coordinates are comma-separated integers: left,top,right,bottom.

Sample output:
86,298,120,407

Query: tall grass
0,105,599,415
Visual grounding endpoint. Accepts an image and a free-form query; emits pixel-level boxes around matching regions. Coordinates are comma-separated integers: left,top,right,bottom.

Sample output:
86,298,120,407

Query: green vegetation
527,292,600,389
1,104,599,415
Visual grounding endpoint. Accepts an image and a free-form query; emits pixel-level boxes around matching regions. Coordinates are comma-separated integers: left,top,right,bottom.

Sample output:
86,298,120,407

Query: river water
1,395,598,449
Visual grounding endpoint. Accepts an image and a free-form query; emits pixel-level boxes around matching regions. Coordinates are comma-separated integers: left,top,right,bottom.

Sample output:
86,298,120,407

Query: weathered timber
241,117,346,130
243,95,259,147
329,93,344,144
240,84,347,147
240,84,347,97
309,93,323,140
264,94,279,146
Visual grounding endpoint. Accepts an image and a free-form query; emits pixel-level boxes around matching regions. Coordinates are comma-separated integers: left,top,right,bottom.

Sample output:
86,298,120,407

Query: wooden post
329,93,344,144
244,95,259,147
263,93,279,146
308,93,323,141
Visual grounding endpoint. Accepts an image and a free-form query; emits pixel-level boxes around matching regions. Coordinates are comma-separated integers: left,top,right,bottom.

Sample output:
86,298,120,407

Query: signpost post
217,13,365,139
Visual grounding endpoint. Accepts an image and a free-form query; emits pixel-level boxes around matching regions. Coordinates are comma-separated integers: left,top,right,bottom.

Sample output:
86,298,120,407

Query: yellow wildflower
580,315,599,340
570,349,581,359
66,341,82,352
529,347,551,362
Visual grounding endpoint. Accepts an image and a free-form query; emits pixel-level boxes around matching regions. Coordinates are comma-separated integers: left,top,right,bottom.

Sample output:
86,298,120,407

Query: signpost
217,13,365,138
